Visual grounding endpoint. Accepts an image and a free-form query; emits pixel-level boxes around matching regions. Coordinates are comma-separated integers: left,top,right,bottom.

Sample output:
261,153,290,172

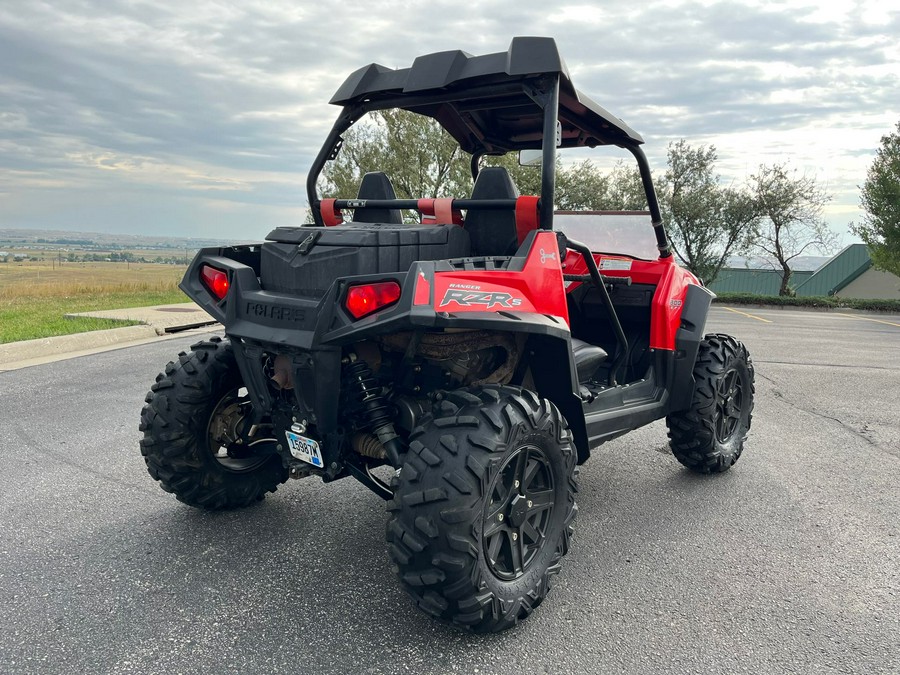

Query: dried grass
0,261,189,343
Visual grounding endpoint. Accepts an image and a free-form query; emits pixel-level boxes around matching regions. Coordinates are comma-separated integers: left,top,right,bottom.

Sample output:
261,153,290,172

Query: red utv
140,37,754,632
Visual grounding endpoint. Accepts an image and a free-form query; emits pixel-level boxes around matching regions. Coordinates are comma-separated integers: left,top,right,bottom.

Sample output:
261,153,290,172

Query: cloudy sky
1,0,898,242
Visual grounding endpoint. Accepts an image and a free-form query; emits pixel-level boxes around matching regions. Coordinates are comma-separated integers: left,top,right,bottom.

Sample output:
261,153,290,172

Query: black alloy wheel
140,337,288,509
483,445,555,580
666,333,755,474
386,385,578,633
206,386,275,472
714,368,745,444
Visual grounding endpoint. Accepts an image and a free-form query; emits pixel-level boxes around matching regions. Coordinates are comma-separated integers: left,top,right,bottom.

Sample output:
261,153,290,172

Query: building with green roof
710,268,813,295
794,244,899,299
708,244,900,299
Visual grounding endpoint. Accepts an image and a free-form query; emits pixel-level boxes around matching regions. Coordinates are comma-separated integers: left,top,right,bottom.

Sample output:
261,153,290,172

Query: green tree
852,121,900,277
608,161,648,210
321,109,468,203
552,159,645,211
657,141,759,284
749,164,836,296
319,110,645,213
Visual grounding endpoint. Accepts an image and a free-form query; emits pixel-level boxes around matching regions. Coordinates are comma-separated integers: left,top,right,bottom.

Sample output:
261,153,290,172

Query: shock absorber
345,360,391,430
344,359,403,468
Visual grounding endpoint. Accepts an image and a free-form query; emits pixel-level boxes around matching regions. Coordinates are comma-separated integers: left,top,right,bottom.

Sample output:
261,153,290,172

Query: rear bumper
180,245,578,436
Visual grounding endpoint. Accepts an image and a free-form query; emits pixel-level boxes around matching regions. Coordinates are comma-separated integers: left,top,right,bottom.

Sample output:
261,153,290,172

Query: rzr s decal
439,289,523,308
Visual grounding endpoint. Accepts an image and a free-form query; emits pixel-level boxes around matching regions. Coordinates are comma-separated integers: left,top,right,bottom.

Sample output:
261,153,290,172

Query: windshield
554,211,659,260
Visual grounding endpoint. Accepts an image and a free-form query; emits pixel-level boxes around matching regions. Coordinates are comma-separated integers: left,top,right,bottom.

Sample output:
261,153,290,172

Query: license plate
284,430,324,468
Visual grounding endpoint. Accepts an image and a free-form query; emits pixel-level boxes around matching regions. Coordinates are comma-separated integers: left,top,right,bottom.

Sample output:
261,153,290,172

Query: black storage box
261,224,471,296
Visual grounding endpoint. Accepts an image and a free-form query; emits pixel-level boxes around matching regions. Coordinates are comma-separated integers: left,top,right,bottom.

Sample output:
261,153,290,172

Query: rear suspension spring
343,359,403,468
345,360,391,431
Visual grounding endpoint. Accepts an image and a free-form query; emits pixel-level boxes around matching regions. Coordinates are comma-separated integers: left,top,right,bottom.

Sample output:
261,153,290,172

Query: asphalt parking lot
0,306,898,674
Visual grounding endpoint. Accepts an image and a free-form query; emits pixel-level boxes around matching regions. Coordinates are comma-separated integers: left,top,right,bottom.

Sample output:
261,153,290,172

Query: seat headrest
464,167,521,257
353,172,403,224
471,167,520,200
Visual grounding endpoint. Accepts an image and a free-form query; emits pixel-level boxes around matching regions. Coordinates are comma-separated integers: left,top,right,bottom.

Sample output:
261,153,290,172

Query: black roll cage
305,38,672,258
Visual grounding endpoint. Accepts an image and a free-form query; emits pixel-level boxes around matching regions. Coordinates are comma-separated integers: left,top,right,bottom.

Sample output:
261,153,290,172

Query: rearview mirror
518,149,542,167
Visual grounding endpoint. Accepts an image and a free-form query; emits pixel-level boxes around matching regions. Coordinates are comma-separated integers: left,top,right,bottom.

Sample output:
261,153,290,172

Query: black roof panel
330,37,643,154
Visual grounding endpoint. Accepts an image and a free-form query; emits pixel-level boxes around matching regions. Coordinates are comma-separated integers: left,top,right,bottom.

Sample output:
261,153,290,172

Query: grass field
0,261,189,343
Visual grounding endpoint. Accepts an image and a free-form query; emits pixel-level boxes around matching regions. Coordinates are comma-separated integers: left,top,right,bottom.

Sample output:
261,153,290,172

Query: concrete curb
65,303,217,332
0,325,158,367
0,302,222,372
0,324,221,372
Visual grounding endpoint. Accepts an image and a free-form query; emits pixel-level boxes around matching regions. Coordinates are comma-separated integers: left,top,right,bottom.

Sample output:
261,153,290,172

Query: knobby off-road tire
139,336,288,509
386,385,578,633
666,333,755,474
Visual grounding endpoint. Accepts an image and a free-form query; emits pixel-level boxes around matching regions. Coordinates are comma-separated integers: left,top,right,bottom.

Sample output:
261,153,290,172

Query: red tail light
200,264,230,300
344,281,401,319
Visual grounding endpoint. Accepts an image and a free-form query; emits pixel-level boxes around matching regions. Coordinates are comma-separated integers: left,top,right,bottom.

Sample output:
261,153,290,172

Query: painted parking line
719,306,773,323
833,313,900,328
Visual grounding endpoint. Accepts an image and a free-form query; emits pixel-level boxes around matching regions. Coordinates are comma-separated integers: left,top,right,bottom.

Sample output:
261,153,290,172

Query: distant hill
0,228,243,250
0,228,838,271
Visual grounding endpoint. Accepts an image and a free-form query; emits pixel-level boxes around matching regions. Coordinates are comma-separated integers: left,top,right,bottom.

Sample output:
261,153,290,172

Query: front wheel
139,336,288,509
386,385,578,633
666,333,755,473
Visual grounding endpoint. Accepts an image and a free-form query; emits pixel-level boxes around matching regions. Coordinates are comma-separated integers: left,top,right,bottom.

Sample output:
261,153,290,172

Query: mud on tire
666,333,755,474
139,336,288,509
386,385,578,633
